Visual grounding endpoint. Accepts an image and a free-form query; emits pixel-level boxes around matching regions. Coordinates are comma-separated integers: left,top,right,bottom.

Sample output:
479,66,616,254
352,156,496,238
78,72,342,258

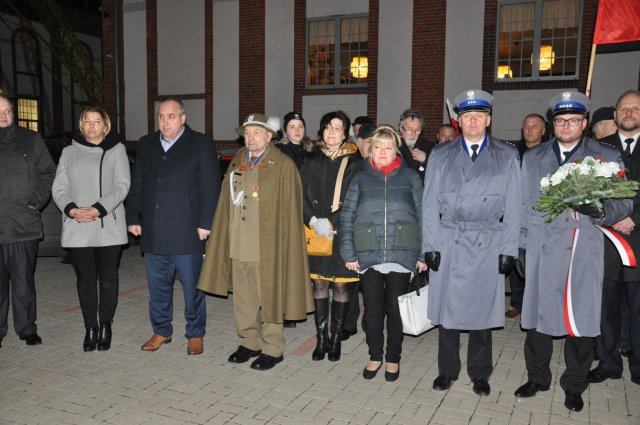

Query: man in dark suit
126,98,220,355
397,109,435,180
589,90,640,386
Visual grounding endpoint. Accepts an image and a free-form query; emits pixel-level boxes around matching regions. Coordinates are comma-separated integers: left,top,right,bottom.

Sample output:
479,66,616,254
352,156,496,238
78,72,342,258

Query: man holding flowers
515,91,633,412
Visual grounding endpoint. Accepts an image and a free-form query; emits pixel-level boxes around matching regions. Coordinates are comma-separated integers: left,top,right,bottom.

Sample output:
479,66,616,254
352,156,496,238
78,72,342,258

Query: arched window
11,27,44,132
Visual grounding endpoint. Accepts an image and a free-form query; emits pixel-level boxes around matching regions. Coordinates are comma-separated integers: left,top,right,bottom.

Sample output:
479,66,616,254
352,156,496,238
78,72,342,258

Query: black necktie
624,138,634,159
471,144,479,162
562,151,570,163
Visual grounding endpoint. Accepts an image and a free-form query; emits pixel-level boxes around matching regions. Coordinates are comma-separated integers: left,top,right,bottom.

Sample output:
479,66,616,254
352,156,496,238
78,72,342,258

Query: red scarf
370,155,401,175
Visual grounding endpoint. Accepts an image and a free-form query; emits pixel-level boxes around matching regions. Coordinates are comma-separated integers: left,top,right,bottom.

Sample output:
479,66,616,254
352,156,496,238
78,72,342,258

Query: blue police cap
454,89,493,115
549,91,591,117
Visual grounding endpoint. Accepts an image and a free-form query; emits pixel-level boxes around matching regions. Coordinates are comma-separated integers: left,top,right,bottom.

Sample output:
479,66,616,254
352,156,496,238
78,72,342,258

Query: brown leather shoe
187,337,203,355
141,333,172,351
505,307,521,319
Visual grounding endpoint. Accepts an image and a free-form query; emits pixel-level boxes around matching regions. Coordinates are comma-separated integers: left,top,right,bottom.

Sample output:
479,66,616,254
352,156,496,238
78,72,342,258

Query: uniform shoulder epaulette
493,138,518,150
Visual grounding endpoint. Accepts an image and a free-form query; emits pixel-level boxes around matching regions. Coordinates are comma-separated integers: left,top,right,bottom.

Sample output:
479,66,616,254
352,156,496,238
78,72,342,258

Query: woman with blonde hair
52,106,130,351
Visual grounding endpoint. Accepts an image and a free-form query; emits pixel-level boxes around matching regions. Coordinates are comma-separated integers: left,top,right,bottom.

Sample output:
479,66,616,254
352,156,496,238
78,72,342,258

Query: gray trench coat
520,138,632,337
422,136,520,330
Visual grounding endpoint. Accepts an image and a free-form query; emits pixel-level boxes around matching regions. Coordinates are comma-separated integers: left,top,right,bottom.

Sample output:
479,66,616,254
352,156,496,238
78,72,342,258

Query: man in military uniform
423,89,520,396
515,91,632,412
198,114,313,371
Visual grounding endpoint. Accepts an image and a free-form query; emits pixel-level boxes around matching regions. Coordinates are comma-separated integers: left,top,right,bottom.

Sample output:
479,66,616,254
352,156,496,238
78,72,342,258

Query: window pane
307,19,336,86
340,16,368,85
17,98,39,132
541,0,579,77
497,2,535,79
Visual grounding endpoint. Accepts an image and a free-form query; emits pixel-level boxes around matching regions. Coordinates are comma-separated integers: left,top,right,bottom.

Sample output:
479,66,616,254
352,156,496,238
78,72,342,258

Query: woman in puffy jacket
52,107,130,352
300,111,361,362
340,125,426,381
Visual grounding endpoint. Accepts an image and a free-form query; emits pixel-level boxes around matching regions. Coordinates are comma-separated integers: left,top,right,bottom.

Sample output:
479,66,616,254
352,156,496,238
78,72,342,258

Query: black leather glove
575,203,604,218
515,248,526,279
425,251,440,271
498,254,515,275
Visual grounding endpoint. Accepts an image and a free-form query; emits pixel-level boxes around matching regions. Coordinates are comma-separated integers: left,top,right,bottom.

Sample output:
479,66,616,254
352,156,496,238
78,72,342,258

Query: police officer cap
549,91,591,117
454,89,493,115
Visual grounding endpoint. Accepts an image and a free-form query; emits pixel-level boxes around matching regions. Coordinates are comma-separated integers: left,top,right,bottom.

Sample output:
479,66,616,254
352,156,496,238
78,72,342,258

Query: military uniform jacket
520,137,632,337
422,136,520,330
601,133,640,282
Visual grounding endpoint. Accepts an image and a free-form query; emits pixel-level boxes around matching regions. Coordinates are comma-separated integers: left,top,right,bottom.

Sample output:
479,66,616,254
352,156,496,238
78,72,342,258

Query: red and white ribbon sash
563,212,636,336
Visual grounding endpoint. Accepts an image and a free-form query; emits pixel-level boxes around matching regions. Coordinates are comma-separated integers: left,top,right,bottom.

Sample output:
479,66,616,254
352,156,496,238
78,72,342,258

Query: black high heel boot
328,301,348,361
312,299,329,360
97,322,112,351
84,327,98,352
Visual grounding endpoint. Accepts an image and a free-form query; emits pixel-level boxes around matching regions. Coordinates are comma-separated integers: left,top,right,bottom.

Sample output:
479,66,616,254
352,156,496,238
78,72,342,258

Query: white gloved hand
310,216,334,240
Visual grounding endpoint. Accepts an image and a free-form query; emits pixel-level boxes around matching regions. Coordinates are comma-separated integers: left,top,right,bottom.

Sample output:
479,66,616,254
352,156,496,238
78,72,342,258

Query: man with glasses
397,109,434,180
515,91,632,412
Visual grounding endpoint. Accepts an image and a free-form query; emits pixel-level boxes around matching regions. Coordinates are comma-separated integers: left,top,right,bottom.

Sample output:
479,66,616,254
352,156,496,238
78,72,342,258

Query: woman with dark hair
276,111,314,169
301,110,361,361
52,106,130,352
340,126,426,381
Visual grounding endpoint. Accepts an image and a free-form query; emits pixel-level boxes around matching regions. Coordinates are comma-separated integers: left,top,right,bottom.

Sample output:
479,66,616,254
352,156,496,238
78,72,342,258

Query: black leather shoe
385,365,400,382
341,329,357,341
620,347,632,358
20,333,42,346
588,366,621,383
564,391,584,412
432,375,457,391
283,320,297,328
83,327,98,352
631,375,640,385
362,363,382,380
97,322,112,351
514,381,550,398
228,346,261,363
250,354,283,371
472,378,490,396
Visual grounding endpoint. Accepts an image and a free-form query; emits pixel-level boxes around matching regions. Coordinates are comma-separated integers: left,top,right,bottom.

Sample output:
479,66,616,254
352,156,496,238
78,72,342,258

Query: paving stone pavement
1,247,638,425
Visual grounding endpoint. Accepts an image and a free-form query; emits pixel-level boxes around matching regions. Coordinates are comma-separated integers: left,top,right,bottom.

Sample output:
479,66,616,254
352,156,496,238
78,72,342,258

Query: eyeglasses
324,125,343,133
553,118,583,127
401,126,422,134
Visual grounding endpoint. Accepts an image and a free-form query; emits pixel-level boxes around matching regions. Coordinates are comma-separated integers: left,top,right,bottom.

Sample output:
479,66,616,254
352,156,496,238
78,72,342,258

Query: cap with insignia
549,91,591,117
454,89,493,115
236,113,276,136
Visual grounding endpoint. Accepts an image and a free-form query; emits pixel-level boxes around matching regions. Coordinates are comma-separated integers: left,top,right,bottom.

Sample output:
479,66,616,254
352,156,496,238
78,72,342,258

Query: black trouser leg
344,281,361,333
560,336,594,394
383,272,409,363
71,247,99,328
0,244,10,339
438,327,461,378
524,329,553,387
6,240,39,337
467,329,492,380
620,289,631,354
625,281,640,378
360,269,385,361
596,278,624,375
508,269,524,310
95,245,122,324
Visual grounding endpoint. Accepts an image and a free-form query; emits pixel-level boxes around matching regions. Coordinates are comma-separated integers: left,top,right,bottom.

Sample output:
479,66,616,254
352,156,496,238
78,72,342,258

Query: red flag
593,0,640,44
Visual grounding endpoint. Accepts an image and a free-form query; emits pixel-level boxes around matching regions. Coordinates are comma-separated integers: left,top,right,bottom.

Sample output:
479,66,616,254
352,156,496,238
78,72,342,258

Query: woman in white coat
52,107,130,352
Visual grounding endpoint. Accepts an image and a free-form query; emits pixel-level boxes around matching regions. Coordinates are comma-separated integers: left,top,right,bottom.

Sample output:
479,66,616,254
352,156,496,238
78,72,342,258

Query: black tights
312,279,349,302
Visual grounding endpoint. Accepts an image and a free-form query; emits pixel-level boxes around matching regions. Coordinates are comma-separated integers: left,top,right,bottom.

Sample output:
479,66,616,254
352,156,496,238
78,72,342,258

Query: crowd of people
0,88,639,414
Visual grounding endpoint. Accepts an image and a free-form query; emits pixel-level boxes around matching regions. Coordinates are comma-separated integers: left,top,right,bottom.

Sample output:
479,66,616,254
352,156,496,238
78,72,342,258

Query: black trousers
438,327,493,380
71,246,122,329
344,281,361,333
524,329,594,393
360,269,408,363
508,268,524,310
0,240,39,338
596,278,640,378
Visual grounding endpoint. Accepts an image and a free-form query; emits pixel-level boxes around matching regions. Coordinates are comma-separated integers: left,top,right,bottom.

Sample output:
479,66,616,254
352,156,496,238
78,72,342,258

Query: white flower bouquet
534,156,639,222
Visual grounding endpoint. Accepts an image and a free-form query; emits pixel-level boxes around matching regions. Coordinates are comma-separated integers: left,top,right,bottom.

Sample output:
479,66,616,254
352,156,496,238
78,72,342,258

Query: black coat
300,147,361,278
0,124,56,243
398,136,435,181
602,133,640,281
126,125,221,255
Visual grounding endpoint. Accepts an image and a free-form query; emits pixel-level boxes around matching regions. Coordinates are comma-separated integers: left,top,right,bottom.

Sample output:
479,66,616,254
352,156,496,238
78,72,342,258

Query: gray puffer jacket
52,131,130,248
340,159,423,272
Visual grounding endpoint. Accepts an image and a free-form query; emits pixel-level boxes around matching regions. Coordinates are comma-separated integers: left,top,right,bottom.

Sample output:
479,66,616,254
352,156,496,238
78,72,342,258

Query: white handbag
397,274,434,336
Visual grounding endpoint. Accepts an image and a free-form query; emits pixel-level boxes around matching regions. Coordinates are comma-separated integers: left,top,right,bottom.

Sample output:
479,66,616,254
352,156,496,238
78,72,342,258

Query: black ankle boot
312,299,329,360
84,327,98,352
97,322,112,351
328,301,348,361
